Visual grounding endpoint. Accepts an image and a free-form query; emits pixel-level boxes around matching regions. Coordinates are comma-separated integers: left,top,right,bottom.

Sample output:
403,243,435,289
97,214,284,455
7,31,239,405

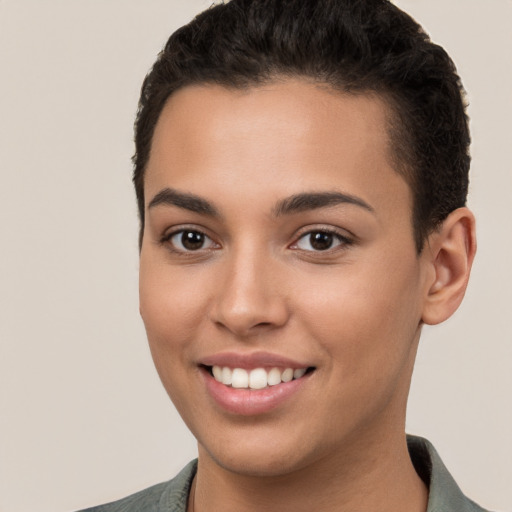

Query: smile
199,352,315,414
210,366,309,389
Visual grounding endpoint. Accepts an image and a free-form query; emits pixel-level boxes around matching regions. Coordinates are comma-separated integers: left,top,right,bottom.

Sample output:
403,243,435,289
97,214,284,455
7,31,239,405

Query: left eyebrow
273,191,375,217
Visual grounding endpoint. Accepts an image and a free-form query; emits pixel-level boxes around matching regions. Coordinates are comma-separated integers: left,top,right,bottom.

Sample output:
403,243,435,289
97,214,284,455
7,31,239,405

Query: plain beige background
0,1,510,511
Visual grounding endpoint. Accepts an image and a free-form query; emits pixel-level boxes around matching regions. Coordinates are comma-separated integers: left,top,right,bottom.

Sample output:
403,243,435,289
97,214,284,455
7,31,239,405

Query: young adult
81,0,487,510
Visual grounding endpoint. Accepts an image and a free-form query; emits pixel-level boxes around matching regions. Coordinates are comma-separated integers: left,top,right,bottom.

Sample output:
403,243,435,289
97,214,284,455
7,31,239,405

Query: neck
190,431,428,512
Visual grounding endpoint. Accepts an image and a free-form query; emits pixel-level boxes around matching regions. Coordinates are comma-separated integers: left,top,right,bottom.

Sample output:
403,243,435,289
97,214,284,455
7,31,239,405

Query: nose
210,248,289,337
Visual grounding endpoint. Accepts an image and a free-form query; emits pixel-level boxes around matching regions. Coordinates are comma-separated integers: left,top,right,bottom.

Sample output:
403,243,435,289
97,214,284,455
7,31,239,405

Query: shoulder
76,460,197,512
407,435,492,512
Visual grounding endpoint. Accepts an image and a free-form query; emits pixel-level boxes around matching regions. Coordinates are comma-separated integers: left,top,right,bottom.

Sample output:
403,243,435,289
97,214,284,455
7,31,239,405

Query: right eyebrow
147,188,219,217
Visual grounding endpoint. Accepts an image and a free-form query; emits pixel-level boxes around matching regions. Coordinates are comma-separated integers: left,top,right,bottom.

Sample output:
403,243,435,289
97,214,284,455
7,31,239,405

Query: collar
407,435,490,512
161,436,490,512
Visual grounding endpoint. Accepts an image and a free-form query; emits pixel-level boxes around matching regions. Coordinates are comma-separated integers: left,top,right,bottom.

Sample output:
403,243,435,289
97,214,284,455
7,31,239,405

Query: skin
139,80,476,512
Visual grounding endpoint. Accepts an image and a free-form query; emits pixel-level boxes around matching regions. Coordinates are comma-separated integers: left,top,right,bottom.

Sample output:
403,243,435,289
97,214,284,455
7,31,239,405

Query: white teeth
221,366,232,385
211,365,308,389
293,368,307,379
212,365,223,381
249,368,268,390
231,368,249,388
267,367,282,386
281,368,294,382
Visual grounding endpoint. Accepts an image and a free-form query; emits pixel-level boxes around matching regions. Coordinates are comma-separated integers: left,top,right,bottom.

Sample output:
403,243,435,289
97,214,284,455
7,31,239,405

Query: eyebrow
147,188,374,218
273,191,374,216
148,188,219,217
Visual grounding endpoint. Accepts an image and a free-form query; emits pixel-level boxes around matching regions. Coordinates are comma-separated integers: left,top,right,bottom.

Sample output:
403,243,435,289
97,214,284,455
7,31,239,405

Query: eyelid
159,225,220,253
289,226,354,252
158,224,354,255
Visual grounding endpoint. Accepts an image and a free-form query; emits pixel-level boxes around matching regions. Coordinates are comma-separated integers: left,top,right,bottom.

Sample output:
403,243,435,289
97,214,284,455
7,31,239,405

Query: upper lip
200,351,312,370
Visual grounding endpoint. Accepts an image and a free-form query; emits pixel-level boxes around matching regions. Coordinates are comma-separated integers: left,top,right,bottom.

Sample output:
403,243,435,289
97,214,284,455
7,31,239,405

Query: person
79,0,488,510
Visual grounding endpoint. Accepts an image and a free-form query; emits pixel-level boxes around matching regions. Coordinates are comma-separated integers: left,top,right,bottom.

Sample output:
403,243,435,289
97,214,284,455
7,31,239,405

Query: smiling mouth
203,365,315,390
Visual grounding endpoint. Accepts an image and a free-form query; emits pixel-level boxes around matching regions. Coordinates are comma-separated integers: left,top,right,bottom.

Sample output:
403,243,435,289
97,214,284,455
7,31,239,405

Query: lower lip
201,368,311,416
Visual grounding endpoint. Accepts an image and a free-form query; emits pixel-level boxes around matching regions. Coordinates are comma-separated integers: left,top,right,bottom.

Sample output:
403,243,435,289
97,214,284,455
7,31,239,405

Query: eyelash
291,228,353,253
159,227,219,255
159,227,354,255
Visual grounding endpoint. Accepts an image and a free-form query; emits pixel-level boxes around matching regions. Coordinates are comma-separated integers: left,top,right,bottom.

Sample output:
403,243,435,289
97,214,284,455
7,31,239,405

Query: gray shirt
78,436,490,512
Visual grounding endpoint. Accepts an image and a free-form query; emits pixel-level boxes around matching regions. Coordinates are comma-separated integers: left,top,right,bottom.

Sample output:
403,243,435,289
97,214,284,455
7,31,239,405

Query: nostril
254,322,272,328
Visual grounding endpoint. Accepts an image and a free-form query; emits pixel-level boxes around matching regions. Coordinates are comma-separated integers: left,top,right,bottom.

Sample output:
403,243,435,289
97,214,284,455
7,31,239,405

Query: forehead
145,80,411,216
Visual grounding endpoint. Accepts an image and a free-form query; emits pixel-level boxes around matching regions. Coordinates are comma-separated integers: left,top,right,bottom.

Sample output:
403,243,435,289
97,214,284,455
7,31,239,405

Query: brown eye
168,230,216,252
295,230,348,252
181,231,205,250
309,232,334,250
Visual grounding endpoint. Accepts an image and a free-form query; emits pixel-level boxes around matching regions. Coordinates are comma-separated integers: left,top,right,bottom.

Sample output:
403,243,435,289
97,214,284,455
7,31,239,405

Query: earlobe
421,207,477,325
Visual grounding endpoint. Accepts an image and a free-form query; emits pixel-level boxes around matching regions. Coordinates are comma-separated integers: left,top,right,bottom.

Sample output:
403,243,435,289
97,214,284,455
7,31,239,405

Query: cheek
294,257,423,367
138,262,206,416
293,263,423,432
138,259,210,387
140,257,206,334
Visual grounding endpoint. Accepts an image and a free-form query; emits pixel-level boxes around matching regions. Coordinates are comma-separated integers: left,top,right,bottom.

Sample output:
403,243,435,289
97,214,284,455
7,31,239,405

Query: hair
133,0,470,252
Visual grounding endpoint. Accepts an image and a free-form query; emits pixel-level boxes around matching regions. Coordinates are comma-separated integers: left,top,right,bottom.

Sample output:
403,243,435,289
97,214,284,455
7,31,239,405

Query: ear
421,207,477,325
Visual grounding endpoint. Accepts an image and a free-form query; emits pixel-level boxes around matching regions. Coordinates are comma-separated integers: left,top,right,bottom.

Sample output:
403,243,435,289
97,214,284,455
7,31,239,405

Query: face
139,80,432,477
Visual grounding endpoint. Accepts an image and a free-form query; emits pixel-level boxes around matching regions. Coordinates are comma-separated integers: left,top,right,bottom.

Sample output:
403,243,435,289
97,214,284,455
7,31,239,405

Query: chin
205,446,313,478
195,423,328,478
